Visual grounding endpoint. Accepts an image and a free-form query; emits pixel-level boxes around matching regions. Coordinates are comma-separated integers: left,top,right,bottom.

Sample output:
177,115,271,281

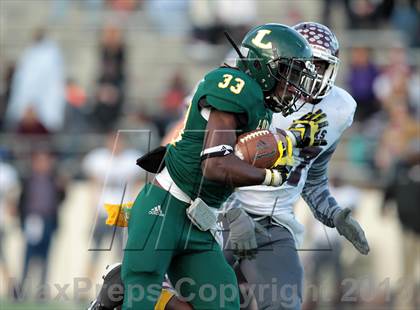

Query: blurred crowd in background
0,0,419,309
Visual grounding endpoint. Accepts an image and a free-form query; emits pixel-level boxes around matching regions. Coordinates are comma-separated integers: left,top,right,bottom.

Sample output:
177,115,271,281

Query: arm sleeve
301,142,342,227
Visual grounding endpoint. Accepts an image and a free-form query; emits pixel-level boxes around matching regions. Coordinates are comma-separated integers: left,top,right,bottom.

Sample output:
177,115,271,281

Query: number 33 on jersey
193,67,272,132
218,74,245,94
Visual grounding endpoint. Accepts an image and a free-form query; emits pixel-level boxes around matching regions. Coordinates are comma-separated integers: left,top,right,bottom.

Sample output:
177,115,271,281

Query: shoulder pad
195,67,264,114
324,86,357,132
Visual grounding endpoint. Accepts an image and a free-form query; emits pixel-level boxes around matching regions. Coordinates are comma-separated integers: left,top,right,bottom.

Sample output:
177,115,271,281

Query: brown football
235,129,280,168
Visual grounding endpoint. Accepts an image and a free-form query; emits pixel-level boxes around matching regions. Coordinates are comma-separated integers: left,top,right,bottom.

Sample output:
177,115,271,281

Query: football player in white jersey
222,22,370,310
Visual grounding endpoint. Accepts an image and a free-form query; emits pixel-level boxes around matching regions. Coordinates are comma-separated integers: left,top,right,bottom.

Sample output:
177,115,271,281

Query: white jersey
228,86,356,246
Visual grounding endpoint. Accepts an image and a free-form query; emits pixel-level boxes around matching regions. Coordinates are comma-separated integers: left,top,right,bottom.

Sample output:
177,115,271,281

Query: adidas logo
220,146,230,155
148,205,165,217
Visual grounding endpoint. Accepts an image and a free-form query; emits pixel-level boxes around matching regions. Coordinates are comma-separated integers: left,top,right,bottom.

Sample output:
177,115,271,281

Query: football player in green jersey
102,23,324,310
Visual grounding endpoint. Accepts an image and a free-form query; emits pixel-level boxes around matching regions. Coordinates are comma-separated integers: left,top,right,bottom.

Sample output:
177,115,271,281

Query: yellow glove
271,130,294,168
288,109,328,148
260,130,293,187
104,202,133,227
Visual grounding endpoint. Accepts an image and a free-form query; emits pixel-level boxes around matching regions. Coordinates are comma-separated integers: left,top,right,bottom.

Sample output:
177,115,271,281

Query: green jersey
165,67,272,207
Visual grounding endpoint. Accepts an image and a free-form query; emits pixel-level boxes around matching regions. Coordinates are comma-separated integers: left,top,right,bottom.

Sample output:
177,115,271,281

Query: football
235,129,280,168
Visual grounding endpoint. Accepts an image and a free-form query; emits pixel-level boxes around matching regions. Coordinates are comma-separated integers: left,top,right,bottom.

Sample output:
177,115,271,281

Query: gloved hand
334,208,370,255
225,208,268,259
272,130,294,168
287,109,328,148
261,130,293,187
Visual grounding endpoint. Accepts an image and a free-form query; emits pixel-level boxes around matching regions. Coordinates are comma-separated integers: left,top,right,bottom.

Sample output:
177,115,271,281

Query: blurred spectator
82,133,143,279
374,103,419,174
347,47,380,121
102,0,141,27
373,47,419,114
189,0,223,45
108,0,138,12
0,151,19,296
303,176,361,309
5,28,65,132
91,80,123,131
382,153,420,309
0,62,16,130
16,106,50,136
390,0,420,47
99,25,126,87
17,150,66,298
343,0,394,29
152,71,187,138
64,78,88,132
188,0,255,61
351,47,418,175
162,71,187,114
90,25,126,131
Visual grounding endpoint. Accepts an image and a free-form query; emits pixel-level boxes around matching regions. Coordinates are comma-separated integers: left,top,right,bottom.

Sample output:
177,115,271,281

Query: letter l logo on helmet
252,30,272,49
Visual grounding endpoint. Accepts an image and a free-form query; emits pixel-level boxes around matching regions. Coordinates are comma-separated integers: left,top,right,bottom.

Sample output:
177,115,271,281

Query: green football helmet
237,23,317,115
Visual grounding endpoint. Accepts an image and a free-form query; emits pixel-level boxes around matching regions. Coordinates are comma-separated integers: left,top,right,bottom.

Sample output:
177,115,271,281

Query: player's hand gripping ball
235,129,289,169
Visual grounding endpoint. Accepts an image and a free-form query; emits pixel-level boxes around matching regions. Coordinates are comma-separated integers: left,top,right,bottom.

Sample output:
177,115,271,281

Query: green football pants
122,183,239,309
